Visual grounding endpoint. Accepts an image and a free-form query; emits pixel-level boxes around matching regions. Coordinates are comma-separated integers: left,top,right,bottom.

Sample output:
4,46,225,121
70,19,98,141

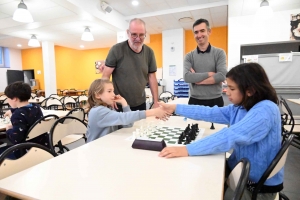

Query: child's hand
5,124,12,130
158,102,176,114
113,95,128,107
152,107,171,121
4,110,12,118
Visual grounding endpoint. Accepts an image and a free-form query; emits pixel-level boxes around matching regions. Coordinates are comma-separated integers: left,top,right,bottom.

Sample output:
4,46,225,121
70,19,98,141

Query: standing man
101,18,159,111
184,18,227,107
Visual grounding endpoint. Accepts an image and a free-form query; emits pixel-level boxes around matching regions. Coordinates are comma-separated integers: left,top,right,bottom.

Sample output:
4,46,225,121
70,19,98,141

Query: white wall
162,28,185,93
0,48,22,92
228,8,300,69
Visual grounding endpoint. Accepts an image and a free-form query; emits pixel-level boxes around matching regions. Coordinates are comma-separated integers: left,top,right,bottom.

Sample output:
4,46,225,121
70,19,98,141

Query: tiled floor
282,145,300,200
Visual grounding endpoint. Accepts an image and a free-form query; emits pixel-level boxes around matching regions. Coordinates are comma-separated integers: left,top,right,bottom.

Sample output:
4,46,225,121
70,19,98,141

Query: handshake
146,102,177,121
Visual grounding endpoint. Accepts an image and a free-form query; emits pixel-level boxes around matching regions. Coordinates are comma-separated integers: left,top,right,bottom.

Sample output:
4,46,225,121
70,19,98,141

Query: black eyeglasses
128,31,146,39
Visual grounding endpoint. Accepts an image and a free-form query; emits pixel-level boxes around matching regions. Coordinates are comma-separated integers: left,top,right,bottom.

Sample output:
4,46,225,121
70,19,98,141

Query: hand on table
159,146,189,158
4,110,12,118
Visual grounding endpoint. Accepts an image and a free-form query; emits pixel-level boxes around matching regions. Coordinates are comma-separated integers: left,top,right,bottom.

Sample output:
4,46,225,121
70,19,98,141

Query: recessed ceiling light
17,44,22,47
178,17,193,23
80,45,84,48
132,1,139,6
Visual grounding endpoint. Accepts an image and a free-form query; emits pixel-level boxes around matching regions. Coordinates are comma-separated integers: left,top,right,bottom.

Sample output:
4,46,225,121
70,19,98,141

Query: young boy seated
2,81,45,150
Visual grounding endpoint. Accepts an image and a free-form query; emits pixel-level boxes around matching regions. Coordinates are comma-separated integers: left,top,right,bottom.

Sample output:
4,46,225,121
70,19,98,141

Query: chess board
127,125,205,145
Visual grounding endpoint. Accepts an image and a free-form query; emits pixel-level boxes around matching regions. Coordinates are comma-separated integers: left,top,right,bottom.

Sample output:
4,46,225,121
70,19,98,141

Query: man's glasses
128,31,146,39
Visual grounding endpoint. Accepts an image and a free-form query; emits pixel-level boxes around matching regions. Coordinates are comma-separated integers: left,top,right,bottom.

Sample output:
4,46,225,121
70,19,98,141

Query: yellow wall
55,46,109,90
22,28,227,90
21,48,44,89
185,26,228,56
147,34,162,68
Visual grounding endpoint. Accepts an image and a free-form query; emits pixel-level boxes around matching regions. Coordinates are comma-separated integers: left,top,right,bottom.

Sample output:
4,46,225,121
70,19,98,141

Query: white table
287,99,300,105
0,116,226,200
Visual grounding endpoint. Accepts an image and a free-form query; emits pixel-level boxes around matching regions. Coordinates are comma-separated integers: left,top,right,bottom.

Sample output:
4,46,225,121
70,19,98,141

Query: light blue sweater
176,100,283,186
86,105,146,142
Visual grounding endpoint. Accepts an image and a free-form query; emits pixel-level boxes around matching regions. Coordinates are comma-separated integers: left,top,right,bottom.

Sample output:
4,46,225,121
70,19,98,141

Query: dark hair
193,18,210,30
226,63,278,111
87,79,112,113
4,81,31,102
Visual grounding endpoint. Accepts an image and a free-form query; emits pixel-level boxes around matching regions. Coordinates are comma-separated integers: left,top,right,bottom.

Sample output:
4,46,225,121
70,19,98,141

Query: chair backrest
63,96,77,109
49,116,87,153
251,134,295,200
159,91,174,103
280,99,295,133
39,97,49,109
31,93,37,98
26,114,59,140
66,108,85,121
227,158,250,200
77,95,88,103
45,97,64,110
0,95,7,101
0,143,56,180
49,94,60,99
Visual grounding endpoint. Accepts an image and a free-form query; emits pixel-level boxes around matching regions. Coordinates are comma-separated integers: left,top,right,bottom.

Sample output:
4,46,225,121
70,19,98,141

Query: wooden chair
0,143,56,180
49,116,87,154
251,134,295,200
226,158,250,200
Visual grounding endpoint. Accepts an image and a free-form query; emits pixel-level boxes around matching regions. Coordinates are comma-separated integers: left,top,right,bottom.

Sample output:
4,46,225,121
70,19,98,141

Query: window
0,47,3,67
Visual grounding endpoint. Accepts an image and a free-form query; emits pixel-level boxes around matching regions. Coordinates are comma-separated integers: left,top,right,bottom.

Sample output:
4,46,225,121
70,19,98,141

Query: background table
0,116,226,200
287,99,300,105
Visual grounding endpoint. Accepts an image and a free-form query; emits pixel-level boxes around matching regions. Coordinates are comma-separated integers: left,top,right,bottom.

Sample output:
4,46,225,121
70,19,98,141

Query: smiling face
127,20,146,52
95,83,115,105
193,22,211,47
225,78,244,105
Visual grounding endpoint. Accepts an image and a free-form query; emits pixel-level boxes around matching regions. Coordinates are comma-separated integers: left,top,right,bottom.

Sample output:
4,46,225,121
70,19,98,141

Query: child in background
86,79,170,142
159,63,282,200
0,82,45,154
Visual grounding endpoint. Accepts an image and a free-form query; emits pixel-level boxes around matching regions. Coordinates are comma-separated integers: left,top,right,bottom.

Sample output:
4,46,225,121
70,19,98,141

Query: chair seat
61,135,85,145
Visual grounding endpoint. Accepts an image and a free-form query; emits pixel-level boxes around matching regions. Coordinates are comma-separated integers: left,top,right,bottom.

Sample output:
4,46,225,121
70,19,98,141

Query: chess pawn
210,123,215,130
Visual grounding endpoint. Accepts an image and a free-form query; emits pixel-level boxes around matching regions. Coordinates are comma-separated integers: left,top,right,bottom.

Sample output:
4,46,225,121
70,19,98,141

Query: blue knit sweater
175,100,283,186
86,105,146,142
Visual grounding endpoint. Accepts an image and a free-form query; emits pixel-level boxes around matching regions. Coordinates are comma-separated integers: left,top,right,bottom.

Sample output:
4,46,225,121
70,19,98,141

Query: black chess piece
184,124,190,134
210,123,215,130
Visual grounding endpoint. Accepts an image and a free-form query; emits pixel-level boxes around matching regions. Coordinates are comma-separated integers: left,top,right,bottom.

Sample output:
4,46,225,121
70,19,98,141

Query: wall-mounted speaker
101,1,112,13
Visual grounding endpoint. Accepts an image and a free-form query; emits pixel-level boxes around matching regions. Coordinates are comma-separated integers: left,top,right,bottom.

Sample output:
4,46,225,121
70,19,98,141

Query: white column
42,41,57,97
162,28,185,93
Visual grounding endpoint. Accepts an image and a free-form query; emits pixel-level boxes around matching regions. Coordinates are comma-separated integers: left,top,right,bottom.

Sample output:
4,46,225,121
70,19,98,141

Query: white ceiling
0,0,298,50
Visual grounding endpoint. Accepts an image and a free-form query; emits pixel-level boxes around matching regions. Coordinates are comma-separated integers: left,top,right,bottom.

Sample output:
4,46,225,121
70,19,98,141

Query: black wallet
132,139,166,151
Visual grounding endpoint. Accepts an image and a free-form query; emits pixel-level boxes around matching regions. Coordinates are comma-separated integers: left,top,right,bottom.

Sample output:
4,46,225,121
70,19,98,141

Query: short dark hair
4,81,31,102
193,18,210,30
226,63,278,111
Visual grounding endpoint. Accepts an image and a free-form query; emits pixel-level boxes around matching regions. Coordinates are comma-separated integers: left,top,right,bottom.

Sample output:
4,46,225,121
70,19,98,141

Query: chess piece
210,123,215,130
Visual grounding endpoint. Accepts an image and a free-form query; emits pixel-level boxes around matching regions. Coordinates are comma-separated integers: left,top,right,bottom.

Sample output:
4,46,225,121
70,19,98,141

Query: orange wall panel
147,34,162,68
21,48,44,89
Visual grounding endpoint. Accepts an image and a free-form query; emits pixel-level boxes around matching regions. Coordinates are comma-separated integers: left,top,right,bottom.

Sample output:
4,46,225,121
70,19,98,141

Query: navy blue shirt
6,103,43,144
